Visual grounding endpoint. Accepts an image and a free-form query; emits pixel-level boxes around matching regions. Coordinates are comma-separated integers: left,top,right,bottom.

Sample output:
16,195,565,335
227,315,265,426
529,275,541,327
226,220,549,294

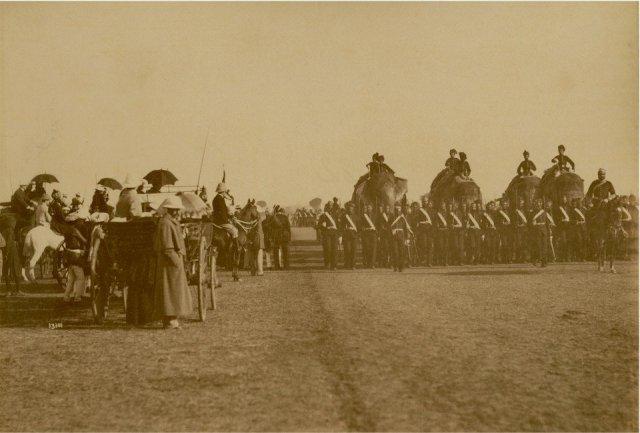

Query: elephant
429,171,482,207
352,170,408,211
540,171,584,204
504,175,540,209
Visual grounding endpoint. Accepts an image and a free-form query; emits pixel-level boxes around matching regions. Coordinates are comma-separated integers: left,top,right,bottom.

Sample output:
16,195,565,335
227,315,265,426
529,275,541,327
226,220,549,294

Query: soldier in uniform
481,202,499,264
553,195,572,262
414,198,435,266
617,195,632,260
360,203,378,268
517,150,537,176
513,198,530,263
496,200,514,264
446,201,464,265
272,206,292,270
317,202,339,270
434,201,449,266
551,145,576,173
389,203,412,272
341,202,360,269
529,199,554,267
376,204,392,268
569,197,587,261
586,168,616,202
463,202,481,264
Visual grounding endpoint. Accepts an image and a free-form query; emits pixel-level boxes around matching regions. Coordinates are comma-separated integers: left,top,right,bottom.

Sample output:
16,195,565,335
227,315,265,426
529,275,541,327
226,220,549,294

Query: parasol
143,169,178,189
31,173,59,184
256,200,267,208
176,191,207,213
97,178,123,190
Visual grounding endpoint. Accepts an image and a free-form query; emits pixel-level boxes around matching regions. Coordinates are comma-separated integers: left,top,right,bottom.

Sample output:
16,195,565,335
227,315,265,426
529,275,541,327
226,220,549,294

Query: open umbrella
31,173,59,184
256,200,267,208
97,177,123,190
143,169,178,189
309,197,322,210
156,192,207,218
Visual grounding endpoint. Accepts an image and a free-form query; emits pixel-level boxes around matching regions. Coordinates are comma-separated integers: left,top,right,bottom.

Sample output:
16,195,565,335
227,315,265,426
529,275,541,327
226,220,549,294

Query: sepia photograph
0,1,638,432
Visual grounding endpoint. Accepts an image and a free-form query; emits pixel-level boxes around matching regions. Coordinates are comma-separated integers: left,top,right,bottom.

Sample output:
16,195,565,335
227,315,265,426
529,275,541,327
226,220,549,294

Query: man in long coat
154,196,192,329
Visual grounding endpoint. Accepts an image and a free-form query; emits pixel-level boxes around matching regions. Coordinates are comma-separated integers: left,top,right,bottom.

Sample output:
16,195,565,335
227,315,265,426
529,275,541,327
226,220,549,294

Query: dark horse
590,197,626,273
209,199,260,283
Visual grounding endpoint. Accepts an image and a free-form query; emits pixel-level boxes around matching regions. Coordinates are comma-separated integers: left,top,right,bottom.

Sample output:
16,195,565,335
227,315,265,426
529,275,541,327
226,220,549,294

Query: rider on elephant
432,149,461,189
540,144,576,188
355,153,395,189
517,150,537,176
457,152,471,179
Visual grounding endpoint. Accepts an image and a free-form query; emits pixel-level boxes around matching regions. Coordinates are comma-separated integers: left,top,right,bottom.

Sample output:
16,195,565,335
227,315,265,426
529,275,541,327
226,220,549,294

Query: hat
122,174,140,189
95,185,106,192
449,148,457,154
558,144,565,151
598,168,606,174
216,182,228,193
523,150,529,156
161,195,184,210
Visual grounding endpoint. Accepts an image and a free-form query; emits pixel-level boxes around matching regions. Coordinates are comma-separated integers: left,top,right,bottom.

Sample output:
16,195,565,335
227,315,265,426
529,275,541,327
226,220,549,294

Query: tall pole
196,127,210,193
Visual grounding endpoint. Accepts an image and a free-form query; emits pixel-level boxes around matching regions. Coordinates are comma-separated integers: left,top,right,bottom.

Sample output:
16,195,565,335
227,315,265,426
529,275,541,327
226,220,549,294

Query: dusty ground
0,262,637,431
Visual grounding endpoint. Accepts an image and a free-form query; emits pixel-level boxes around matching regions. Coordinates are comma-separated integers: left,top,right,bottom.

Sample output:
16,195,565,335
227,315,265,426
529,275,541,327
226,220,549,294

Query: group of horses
351,166,630,272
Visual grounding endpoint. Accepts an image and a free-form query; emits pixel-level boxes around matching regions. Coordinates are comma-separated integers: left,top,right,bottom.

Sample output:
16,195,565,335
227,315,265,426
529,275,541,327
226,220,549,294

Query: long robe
153,214,192,317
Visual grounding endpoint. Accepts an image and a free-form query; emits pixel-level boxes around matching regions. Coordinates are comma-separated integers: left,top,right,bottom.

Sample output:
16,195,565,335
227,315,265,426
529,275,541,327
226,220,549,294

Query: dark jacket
212,193,231,225
517,160,537,176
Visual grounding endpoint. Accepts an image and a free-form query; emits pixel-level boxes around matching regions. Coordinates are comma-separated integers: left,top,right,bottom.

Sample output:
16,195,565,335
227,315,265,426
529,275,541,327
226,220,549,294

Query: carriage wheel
209,246,217,310
90,278,108,325
53,244,69,290
196,236,208,322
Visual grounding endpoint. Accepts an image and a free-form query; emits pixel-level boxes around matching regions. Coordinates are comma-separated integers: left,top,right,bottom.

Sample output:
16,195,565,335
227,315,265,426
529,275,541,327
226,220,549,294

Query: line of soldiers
316,193,637,271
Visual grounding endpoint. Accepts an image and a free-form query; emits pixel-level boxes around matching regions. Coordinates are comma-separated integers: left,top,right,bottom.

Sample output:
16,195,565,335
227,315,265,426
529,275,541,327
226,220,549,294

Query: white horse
22,225,65,282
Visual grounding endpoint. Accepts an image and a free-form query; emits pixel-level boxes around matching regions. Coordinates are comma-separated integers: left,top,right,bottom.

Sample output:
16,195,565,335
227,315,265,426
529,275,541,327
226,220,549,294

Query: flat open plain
0,261,637,432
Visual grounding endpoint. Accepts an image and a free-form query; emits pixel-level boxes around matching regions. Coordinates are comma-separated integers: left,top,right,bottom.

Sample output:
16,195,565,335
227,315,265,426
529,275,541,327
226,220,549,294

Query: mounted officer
212,182,240,250
586,168,616,203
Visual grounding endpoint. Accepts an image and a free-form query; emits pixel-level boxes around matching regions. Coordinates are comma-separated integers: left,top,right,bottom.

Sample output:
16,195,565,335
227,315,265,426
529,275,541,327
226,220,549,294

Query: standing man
389,203,411,272
530,199,555,267
446,201,463,265
376,204,392,268
481,202,499,264
513,198,529,263
153,196,191,329
463,202,481,264
341,202,359,270
434,201,449,266
570,197,588,262
553,195,572,262
317,202,339,270
360,203,378,268
0,215,23,297
414,198,435,267
272,206,291,270
496,200,514,263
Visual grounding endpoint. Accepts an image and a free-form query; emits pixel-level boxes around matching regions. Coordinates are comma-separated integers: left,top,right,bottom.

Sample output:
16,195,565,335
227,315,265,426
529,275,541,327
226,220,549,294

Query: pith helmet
216,182,228,193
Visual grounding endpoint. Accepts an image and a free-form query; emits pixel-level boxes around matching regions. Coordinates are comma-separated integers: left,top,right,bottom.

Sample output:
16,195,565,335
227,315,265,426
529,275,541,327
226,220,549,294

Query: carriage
88,217,217,325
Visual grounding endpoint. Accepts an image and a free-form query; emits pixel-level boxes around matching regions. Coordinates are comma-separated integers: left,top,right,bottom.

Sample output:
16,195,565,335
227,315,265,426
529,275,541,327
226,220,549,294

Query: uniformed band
315,193,637,271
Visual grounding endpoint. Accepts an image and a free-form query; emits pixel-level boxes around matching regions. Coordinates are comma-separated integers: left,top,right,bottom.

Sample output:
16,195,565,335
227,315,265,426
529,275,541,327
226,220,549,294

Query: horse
209,199,261,282
590,197,626,273
21,225,65,282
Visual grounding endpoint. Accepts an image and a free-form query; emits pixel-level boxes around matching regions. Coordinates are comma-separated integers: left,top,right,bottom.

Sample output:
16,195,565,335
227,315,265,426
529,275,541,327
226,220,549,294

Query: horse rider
115,174,143,220
551,144,575,174
360,203,378,268
457,152,471,179
517,150,537,176
586,168,616,204
341,202,360,270
212,182,240,250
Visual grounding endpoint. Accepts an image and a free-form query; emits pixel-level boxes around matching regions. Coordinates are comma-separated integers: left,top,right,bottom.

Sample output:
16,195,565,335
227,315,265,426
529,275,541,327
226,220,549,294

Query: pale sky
1,2,637,208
